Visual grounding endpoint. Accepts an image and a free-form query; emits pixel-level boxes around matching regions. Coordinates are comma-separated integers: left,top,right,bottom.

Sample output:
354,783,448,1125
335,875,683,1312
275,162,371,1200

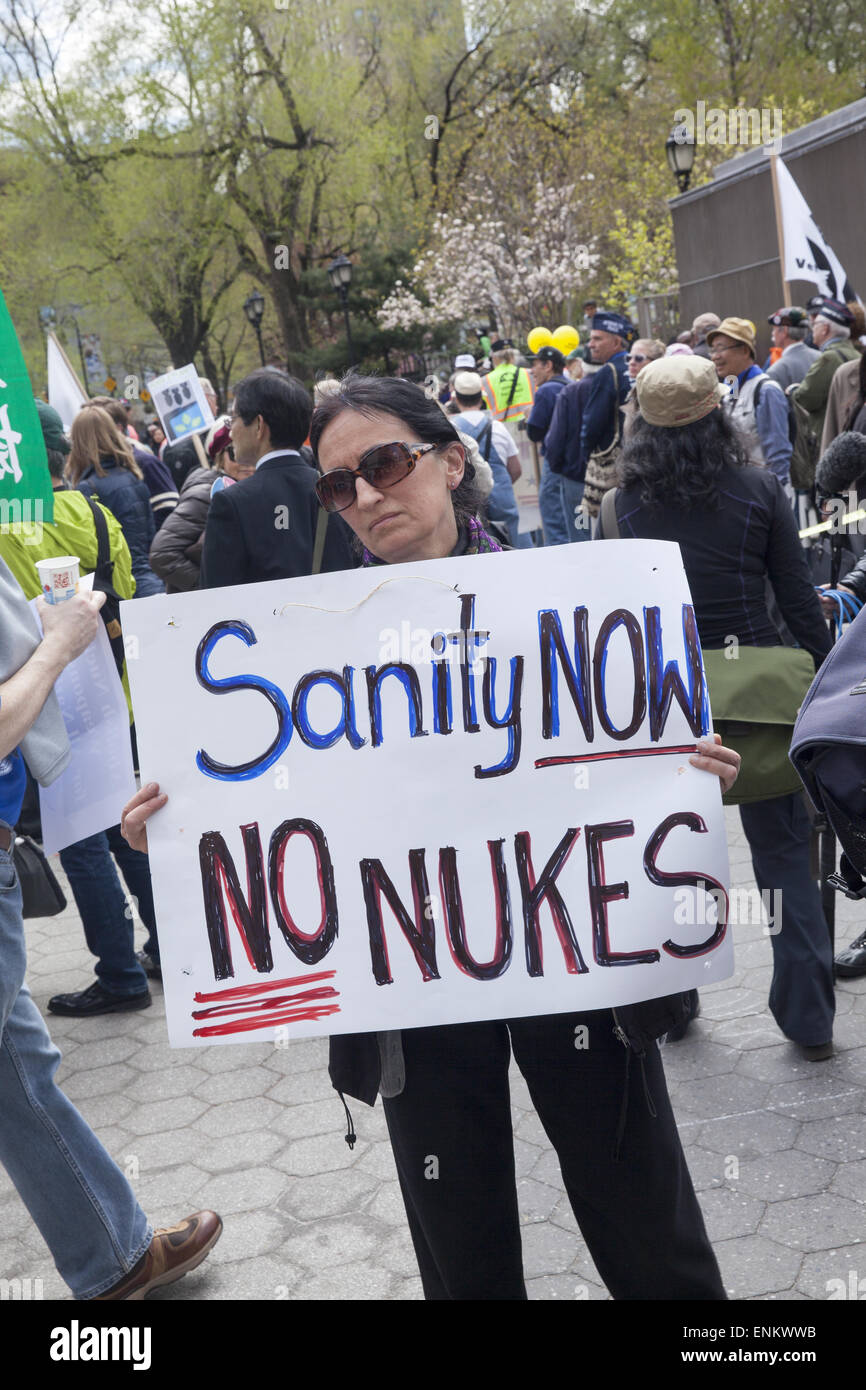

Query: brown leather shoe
94,1211,222,1300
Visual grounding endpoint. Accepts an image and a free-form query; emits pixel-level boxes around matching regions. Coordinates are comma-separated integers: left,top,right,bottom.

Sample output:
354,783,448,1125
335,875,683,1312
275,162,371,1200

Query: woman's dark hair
233,368,312,450
310,373,482,524
45,448,68,482
618,407,747,511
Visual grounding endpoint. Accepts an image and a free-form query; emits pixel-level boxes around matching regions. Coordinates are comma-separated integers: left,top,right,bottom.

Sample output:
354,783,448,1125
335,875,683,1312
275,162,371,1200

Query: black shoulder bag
84,495,126,676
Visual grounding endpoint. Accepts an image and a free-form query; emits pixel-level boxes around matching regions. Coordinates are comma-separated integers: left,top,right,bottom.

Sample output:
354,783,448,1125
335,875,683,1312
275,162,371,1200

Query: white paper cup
35,556,81,604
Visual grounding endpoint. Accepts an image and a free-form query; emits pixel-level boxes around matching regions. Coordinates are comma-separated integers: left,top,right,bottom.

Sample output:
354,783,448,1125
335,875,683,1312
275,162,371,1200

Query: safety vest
481,364,535,421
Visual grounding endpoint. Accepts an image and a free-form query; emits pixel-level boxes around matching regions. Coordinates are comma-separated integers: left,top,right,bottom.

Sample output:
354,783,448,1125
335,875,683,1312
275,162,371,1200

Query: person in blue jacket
67,406,165,597
579,312,632,466
527,345,571,545
543,374,595,542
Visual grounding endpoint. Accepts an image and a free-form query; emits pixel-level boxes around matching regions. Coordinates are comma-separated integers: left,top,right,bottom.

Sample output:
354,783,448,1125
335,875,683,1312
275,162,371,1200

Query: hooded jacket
149,466,218,593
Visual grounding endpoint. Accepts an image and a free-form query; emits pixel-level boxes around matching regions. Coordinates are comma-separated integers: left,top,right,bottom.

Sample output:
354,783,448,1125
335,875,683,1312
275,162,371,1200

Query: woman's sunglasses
315,441,438,513
627,354,648,364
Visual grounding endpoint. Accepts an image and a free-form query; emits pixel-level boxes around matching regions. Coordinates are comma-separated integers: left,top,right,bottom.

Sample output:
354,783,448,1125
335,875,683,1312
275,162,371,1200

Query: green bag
702,645,816,805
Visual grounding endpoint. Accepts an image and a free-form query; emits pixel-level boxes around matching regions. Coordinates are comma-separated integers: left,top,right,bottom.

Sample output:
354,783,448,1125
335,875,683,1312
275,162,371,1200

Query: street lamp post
327,255,354,362
665,123,696,194
243,290,266,366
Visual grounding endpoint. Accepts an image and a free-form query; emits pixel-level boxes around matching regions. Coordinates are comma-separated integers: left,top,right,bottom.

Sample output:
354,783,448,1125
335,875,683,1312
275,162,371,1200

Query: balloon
551,325,580,354
527,326,553,354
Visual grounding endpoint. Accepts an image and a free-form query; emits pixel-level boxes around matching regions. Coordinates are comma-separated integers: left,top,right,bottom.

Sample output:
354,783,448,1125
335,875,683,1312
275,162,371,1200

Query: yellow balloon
527,326,553,354
551,325,580,354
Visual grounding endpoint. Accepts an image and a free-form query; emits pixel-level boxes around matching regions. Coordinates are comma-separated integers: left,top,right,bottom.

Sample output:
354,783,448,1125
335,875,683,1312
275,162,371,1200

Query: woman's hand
689,733,740,796
819,582,856,618
121,782,167,854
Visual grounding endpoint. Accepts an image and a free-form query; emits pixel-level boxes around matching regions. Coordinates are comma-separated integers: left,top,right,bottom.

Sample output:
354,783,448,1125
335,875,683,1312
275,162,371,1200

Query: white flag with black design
775,157,857,303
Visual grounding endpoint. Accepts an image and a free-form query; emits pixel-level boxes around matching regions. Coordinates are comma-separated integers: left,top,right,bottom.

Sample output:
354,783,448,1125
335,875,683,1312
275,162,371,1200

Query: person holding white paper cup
122,375,740,1303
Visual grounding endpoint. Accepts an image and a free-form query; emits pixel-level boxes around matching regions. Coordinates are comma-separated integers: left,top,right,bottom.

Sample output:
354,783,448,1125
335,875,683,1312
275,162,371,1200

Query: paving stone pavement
2,806,865,1301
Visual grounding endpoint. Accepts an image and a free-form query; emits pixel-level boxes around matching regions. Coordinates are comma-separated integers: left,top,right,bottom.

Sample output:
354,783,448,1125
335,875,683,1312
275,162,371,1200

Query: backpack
790,605,866,896
750,376,808,484
457,414,506,472
83,494,126,677
780,347,851,490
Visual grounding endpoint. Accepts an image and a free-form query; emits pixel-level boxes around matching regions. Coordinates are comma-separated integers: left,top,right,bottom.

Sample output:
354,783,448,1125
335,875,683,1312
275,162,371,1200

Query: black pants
739,793,835,1045
382,1011,725,1301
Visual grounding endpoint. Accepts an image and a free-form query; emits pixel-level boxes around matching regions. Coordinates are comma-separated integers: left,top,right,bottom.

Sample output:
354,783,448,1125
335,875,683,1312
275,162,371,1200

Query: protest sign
37,582,136,854
122,542,734,1048
0,287,54,526
147,365,215,445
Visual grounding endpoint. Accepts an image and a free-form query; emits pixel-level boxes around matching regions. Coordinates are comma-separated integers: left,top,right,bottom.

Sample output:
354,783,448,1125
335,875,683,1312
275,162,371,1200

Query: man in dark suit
200,369,355,587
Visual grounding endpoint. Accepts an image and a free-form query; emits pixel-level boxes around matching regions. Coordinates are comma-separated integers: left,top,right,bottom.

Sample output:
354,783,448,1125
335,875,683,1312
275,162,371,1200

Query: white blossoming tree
378,182,598,339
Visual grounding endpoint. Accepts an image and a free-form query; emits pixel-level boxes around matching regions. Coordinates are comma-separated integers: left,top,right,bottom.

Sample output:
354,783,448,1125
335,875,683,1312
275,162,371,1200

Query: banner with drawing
121,542,734,1048
147,364,215,446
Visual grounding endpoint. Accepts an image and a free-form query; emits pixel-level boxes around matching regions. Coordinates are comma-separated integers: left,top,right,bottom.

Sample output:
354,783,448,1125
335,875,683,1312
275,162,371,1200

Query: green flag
0,286,54,528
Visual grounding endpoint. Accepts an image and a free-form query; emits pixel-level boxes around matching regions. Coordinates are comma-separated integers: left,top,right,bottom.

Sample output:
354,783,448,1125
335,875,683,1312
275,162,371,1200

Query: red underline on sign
535,744,698,768
193,970,336,1003
192,986,339,1020
192,1002,341,1037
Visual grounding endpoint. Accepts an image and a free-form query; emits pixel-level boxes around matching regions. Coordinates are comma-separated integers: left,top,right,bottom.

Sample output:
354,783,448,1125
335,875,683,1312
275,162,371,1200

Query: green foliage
0,0,863,381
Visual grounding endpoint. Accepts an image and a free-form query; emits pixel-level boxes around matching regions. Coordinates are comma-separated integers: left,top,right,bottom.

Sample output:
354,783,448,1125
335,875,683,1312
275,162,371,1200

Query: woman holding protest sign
122,374,739,1302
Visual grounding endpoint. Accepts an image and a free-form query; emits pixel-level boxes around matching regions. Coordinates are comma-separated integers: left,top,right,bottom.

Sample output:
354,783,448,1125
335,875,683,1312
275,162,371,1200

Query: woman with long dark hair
597,355,835,1059
123,373,740,1301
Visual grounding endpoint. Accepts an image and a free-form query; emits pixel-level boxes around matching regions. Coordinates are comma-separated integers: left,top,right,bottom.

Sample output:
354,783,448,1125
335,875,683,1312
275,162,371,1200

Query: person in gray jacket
149,422,253,592
766,307,819,389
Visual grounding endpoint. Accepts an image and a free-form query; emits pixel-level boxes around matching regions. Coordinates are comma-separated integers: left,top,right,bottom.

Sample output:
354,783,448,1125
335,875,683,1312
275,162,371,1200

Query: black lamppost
243,289,266,366
327,255,354,361
665,123,696,194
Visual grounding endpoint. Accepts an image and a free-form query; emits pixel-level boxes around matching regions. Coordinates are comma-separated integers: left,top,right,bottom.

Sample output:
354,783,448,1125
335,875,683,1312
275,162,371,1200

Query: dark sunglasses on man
315,441,438,513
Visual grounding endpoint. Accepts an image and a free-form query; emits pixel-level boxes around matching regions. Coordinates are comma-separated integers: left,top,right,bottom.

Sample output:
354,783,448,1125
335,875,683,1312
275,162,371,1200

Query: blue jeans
487,462,532,549
538,460,570,546
561,477,592,543
59,825,159,996
0,830,151,1296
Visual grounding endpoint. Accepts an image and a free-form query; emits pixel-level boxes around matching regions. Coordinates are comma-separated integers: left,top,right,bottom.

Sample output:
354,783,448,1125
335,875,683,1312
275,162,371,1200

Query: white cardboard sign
147,365,215,446
121,542,733,1048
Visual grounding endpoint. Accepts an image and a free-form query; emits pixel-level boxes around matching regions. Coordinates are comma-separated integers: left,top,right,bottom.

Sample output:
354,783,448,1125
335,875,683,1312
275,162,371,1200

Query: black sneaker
47,982,152,1017
835,929,866,979
136,950,163,982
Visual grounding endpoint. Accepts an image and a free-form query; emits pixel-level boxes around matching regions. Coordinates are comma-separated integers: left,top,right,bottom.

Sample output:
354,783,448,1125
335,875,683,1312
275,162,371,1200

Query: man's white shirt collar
255,448,300,470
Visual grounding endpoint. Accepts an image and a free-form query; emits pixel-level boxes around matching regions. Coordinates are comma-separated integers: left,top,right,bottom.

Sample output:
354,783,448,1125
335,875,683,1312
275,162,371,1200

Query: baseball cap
535,346,565,370
453,370,484,396
635,356,726,428
34,398,70,454
767,307,808,327
817,298,855,328
706,316,756,358
453,353,476,370
591,312,633,338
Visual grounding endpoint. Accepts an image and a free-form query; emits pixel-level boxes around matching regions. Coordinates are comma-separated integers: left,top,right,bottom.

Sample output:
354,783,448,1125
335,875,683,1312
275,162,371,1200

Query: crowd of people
2,286,866,1300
